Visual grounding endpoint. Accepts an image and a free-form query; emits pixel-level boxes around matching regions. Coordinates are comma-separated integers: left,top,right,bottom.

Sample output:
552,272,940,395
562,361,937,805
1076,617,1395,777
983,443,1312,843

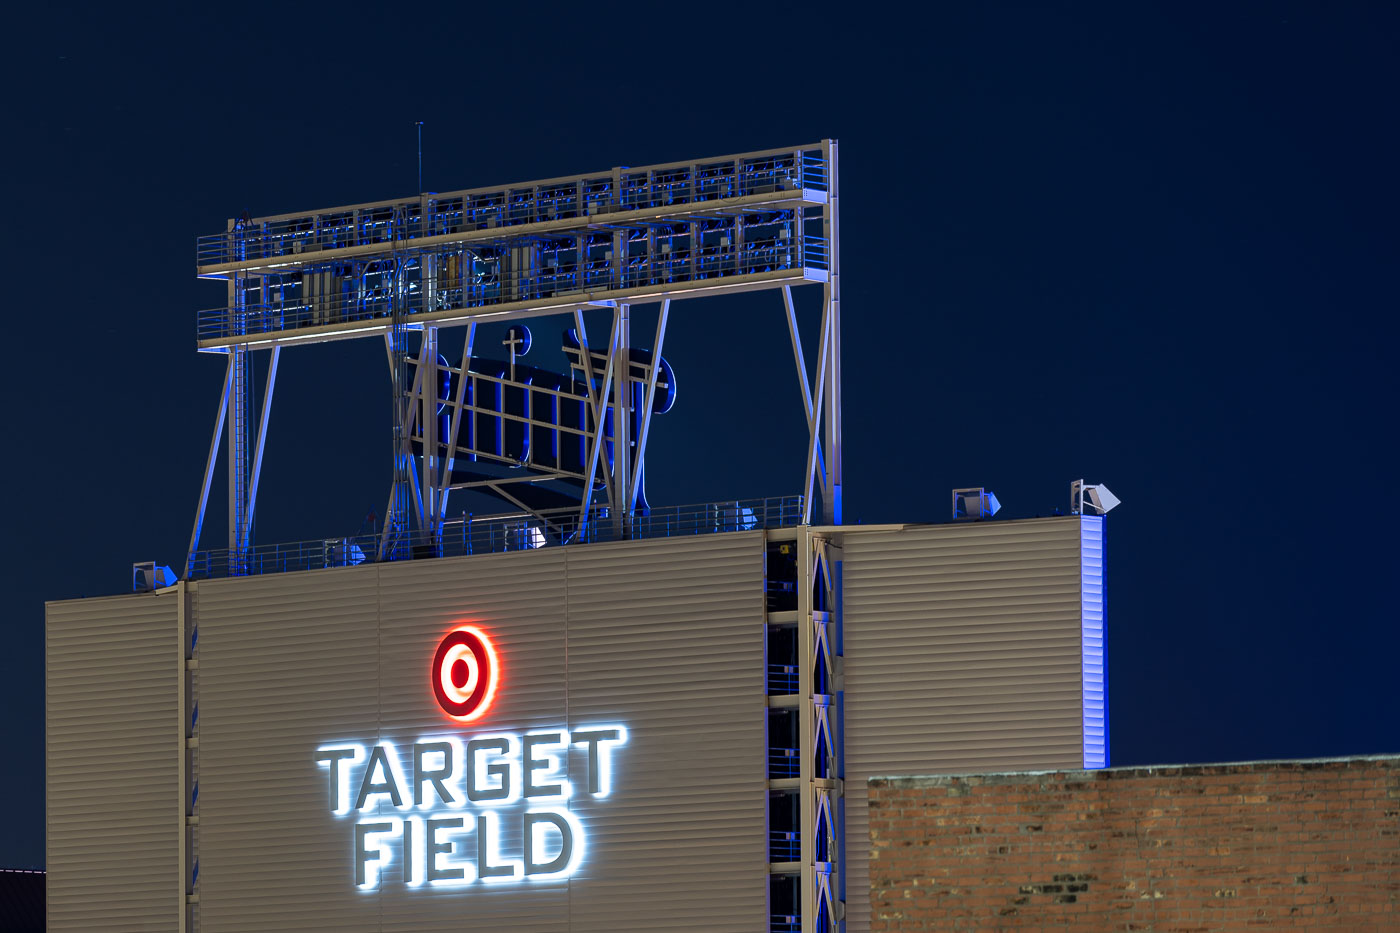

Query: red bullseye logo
431,625,499,723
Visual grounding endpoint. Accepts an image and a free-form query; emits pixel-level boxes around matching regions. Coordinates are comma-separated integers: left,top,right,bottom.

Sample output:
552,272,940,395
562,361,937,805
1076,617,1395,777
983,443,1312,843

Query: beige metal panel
191,532,767,932
840,517,1090,933
193,564,383,933
375,548,571,933
46,592,181,932
564,532,768,932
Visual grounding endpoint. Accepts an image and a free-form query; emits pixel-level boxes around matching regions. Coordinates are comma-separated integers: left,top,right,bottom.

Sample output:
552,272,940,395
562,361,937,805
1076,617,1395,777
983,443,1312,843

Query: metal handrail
768,746,801,780
194,235,829,342
767,664,799,695
769,830,800,862
186,495,803,580
196,151,828,267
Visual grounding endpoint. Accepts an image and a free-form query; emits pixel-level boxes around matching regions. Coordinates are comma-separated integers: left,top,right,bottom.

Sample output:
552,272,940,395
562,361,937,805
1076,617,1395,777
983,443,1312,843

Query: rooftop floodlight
1071,479,1122,515
132,562,177,593
952,487,1001,521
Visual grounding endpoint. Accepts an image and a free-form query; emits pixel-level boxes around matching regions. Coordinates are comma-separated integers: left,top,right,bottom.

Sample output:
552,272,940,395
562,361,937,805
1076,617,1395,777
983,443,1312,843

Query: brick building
867,755,1398,930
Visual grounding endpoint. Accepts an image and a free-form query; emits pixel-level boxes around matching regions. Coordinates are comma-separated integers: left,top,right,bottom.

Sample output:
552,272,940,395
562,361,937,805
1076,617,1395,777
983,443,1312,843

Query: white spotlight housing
1071,479,1121,515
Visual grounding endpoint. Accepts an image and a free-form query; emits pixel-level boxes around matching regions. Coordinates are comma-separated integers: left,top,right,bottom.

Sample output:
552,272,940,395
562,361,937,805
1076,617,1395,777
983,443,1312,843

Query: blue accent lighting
1080,515,1108,769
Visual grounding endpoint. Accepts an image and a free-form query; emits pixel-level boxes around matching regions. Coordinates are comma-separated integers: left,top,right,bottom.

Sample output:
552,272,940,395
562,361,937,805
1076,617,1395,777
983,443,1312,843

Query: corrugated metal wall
47,518,1105,932
375,548,572,933
195,563,385,933
190,531,766,932
840,517,1092,933
46,592,181,932
562,534,768,931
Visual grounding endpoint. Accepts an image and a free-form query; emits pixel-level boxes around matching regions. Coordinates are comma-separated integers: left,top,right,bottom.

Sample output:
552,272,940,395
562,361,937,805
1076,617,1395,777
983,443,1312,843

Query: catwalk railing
769,746,801,780
770,830,800,862
767,664,799,695
194,235,829,342
196,147,829,267
186,496,802,580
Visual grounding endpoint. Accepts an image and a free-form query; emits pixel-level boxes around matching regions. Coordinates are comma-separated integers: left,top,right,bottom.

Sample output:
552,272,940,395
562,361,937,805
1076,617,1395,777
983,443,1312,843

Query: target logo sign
317,620,631,890
431,625,500,723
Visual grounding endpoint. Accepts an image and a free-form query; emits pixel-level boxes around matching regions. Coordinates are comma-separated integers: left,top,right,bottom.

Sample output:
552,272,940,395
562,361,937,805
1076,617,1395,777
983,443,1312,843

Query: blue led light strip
1080,515,1108,769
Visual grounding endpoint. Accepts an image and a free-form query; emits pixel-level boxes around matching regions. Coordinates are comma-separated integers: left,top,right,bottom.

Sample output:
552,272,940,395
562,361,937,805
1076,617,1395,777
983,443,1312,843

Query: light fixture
132,562,177,592
952,487,1001,521
1071,479,1121,515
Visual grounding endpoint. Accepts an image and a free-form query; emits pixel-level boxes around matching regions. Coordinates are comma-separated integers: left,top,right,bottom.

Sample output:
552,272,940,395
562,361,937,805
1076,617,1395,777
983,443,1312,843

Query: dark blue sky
5,3,1397,869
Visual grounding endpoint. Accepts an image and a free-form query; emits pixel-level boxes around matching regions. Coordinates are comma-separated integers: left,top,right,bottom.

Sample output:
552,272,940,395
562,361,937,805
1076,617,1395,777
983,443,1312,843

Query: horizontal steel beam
445,474,584,492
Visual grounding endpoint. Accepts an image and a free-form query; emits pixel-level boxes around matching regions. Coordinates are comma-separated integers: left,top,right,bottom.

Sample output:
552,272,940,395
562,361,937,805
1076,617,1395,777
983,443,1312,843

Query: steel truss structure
765,529,845,933
183,141,844,931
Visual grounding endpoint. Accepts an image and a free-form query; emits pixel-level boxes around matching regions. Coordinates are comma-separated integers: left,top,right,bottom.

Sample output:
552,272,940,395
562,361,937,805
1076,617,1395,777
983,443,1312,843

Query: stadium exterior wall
46,516,1107,931
841,516,1101,931
46,592,183,931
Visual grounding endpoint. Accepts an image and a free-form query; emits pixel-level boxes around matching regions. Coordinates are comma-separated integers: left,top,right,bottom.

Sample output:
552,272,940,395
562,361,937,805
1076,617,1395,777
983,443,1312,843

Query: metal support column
420,325,439,552
801,304,831,526
793,529,844,932
796,531,815,933
436,323,476,526
611,303,631,535
385,219,413,560
810,535,843,931
628,300,670,513
575,311,621,536
185,357,234,577
822,140,842,525
225,216,251,573
784,286,828,523
240,346,280,552
227,303,250,571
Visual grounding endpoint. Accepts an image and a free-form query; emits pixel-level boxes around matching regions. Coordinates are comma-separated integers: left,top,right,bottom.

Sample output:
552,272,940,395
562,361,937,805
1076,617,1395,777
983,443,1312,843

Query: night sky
5,4,1397,870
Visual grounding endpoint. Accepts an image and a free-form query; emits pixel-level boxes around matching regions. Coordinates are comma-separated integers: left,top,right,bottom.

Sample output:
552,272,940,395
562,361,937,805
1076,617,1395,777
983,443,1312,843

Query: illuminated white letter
426,815,475,885
522,732,571,800
355,744,409,811
413,741,460,807
476,810,522,881
466,735,520,804
403,816,421,886
524,808,583,879
314,745,363,815
355,819,402,889
573,727,629,797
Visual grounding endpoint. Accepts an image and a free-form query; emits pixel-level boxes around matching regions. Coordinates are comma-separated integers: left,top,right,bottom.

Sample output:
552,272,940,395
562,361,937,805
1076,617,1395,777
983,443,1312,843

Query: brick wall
867,755,1399,931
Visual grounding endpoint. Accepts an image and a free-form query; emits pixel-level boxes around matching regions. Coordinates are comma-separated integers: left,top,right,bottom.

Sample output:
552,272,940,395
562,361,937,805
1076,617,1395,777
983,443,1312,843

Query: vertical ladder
227,223,251,575
228,347,250,574
386,207,412,561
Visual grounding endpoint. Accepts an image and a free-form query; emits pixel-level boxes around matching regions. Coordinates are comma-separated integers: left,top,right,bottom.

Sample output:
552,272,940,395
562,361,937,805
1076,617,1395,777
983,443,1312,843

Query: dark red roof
0,870,44,933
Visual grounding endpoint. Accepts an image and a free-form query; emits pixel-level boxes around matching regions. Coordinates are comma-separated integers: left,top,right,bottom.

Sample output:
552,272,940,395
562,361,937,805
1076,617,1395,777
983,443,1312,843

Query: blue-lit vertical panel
1080,515,1108,769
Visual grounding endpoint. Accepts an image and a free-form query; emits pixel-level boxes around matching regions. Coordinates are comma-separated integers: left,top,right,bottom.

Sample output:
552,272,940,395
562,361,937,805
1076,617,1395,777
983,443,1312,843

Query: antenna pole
416,121,424,193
